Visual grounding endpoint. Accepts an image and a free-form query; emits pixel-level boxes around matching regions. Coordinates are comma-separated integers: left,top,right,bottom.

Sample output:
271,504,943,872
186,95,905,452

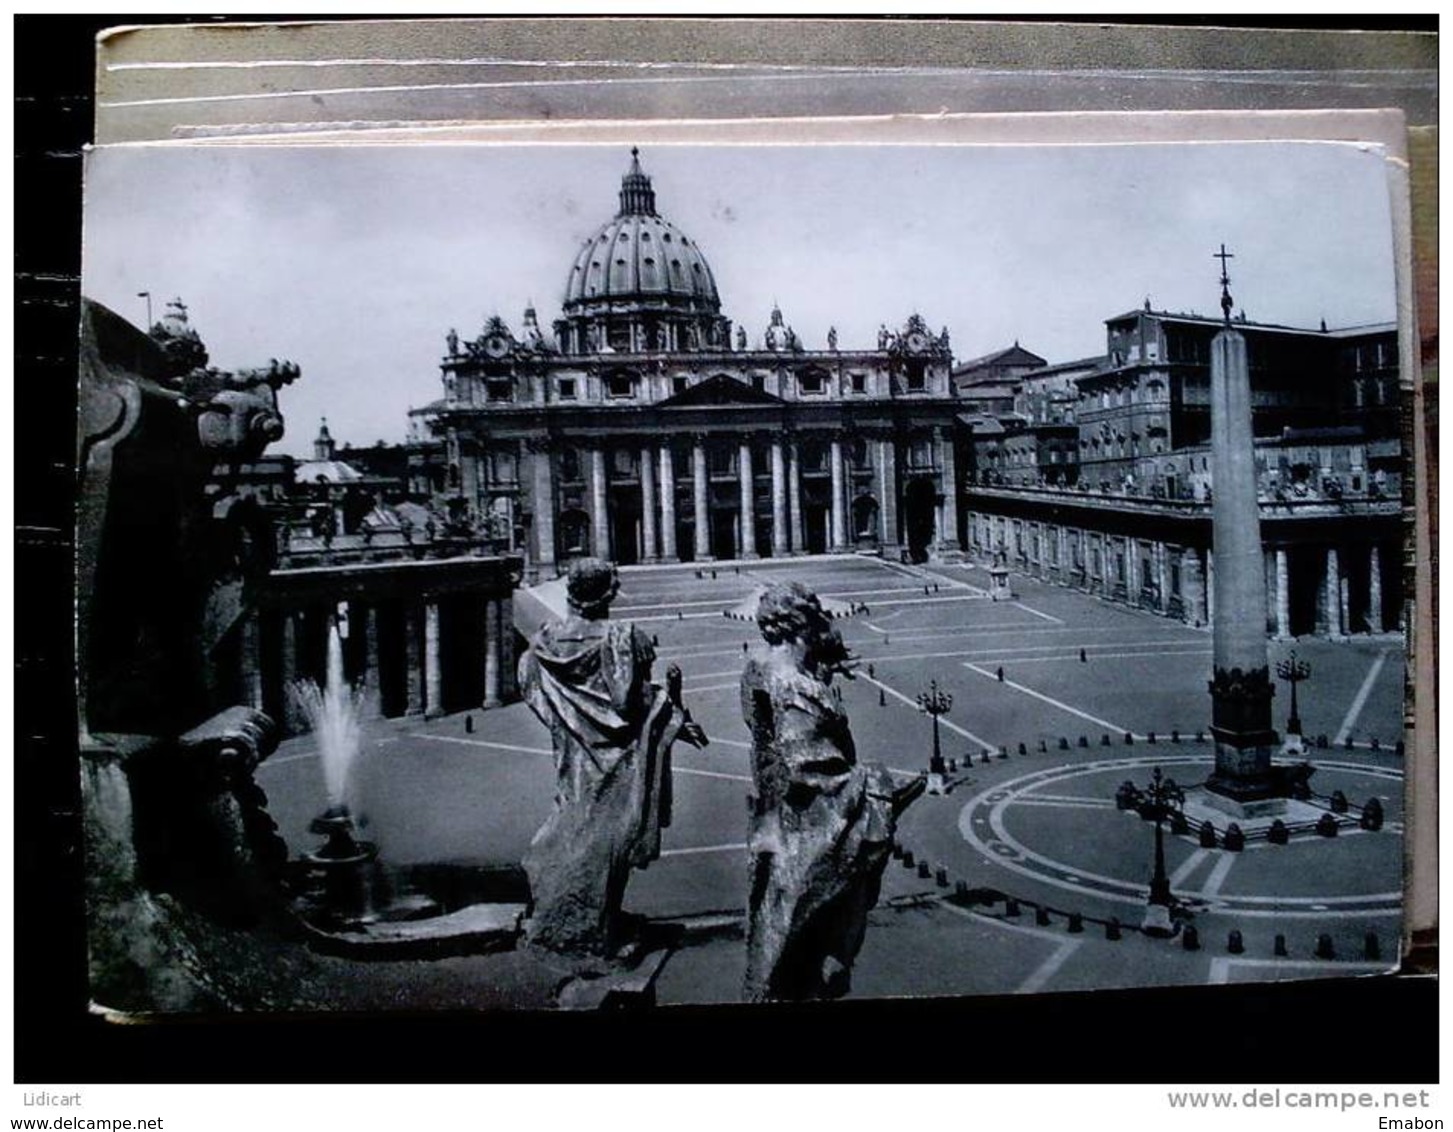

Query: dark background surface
15,13,1437,1084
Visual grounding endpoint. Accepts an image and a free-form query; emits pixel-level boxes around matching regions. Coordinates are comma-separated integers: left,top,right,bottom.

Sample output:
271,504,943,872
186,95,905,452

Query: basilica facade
414,150,964,578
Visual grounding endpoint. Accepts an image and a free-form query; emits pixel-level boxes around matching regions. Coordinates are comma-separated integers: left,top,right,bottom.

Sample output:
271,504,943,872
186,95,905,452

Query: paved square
260,554,1407,1005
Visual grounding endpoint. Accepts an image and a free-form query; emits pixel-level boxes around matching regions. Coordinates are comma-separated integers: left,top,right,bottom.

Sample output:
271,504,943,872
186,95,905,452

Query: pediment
657,372,784,407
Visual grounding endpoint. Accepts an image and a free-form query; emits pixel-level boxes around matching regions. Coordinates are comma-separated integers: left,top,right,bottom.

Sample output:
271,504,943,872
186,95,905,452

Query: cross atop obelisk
1215,244,1235,324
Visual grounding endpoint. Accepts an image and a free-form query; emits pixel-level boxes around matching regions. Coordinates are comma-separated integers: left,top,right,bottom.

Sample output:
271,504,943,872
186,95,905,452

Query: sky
81,141,1399,457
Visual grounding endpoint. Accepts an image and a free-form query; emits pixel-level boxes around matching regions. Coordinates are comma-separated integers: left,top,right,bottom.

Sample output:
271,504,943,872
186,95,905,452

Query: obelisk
1204,246,1280,808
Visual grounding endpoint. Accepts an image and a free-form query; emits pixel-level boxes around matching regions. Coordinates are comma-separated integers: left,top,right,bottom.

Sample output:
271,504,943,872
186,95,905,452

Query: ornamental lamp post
1138,765,1184,938
917,680,953,794
1275,650,1312,739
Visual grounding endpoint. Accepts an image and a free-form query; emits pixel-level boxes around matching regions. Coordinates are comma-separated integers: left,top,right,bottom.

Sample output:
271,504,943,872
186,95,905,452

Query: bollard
1274,933,1288,957
935,867,949,888
1077,735,1089,748
1223,823,1245,852
996,667,1005,682
1059,737,1069,750
1364,932,1381,961
867,663,875,679
1396,739,1405,757
1171,811,1189,836
1035,906,1051,927
1018,742,1027,756
1370,736,1381,751
1115,782,1138,811
678,610,684,620
1171,729,1180,743
652,634,659,646
948,758,957,773
1344,736,1354,750
1195,731,1205,743
1315,933,1336,960
981,750,992,765
1330,790,1349,814
1079,648,1087,663
1316,812,1339,838
1199,822,1218,849
1227,930,1244,955
917,860,932,879
1038,739,1047,753
465,714,474,734
902,850,915,868
1267,819,1289,845
883,634,890,646
1147,732,1157,744
998,746,1009,760
1097,733,1108,746
1005,898,1021,918
879,688,886,707
1182,925,1201,951
891,842,904,860
1316,734,1328,749
1106,918,1122,941
1067,912,1084,934
1360,797,1384,831
954,880,969,900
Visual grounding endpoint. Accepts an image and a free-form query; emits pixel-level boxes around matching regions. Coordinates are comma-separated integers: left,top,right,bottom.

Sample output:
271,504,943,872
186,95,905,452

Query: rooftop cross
1215,243,1235,324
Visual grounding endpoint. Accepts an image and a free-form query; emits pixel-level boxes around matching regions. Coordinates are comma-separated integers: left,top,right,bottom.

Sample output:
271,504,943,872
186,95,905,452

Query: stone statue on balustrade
739,582,924,1001
518,557,709,959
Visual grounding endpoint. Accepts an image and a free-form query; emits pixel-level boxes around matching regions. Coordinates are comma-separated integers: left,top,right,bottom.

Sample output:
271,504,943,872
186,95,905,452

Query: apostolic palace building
413,150,963,578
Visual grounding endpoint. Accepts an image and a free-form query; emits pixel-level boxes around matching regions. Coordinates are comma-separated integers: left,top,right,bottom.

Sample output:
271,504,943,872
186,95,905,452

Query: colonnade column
1367,545,1384,633
692,438,711,561
424,600,443,719
280,610,301,729
738,438,758,558
241,610,264,710
1126,539,1140,603
1155,541,1170,613
590,446,610,560
829,438,848,551
878,438,898,555
1319,547,1342,636
1205,551,1216,625
788,441,804,554
483,597,502,707
404,602,424,716
1181,548,1205,626
640,444,659,563
658,444,678,562
935,427,960,553
532,447,557,577
770,436,788,557
1274,548,1291,639
362,602,381,702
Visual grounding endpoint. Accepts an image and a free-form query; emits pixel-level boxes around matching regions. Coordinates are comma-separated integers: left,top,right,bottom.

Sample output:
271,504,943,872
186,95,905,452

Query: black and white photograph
75,136,1411,1017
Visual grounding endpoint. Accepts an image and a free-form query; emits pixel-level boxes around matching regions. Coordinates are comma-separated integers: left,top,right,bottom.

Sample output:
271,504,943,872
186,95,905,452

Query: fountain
291,605,378,928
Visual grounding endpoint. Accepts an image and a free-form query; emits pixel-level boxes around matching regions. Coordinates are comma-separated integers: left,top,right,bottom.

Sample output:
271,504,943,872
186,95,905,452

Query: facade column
1126,539,1140,604
878,438,899,555
935,426,960,552
424,600,443,718
1059,527,1070,582
1181,548,1205,626
1339,563,1351,640
692,438,711,561
404,602,424,716
483,597,502,707
658,444,678,562
788,440,805,553
640,445,659,563
738,438,758,558
1156,541,1171,613
532,447,557,577
1367,544,1384,633
829,438,848,550
589,445,610,560
279,609,301,729
1274,548,1291,639
770,436,788,557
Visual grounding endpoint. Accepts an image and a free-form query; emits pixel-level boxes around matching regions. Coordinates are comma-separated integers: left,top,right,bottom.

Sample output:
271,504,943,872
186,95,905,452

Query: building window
607,373,635,398
905,364,927,392
708,447,735,476
850,372,867,394
559,449,582,483
798,370,826,395
557,378,576,400
486,380,513,402
751,374,766,393
612,448,637,476
673,376,689,396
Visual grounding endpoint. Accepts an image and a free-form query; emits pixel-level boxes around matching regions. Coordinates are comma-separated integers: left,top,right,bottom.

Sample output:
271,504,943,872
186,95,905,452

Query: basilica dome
561,150,721,315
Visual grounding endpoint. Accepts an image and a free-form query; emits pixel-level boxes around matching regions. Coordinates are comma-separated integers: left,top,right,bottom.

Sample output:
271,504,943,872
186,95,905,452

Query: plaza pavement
258,554,1409,1008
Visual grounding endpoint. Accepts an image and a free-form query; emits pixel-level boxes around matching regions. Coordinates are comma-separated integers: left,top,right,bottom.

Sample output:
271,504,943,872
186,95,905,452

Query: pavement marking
1015,939,1083,995
1334,649,1392,745
1011,798,1116,811
659,842,748,858
682,681,744,694
1198,851,1238,899
1013,602,1063,624
997,648,1211,665
675,767,753,784
962,662,1134,737
409,733,551,757
708,736,752,749
1169,848,1210,889
861,673,998,754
